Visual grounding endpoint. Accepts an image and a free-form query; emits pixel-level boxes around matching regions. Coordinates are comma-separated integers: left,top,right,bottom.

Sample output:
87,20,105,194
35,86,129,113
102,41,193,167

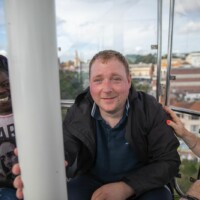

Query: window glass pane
167,0,200,113
0,1,7,55
55,0,158,99
1,1,200,196
176,113,199,194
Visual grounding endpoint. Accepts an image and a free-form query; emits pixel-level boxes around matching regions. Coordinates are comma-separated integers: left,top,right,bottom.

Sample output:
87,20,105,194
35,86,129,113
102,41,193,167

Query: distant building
172,101,200,135
152,66,200,99
74,50,81,67
186,52,200,67
184,93,200,102
161,58,186,68
170,67,200,94
129,63,154,80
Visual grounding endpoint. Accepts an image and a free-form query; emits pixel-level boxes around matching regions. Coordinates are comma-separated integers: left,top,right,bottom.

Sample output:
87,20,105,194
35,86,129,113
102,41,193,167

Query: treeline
59,70,83,99
177,159,199,194
125,53,156,64
125,52,190,64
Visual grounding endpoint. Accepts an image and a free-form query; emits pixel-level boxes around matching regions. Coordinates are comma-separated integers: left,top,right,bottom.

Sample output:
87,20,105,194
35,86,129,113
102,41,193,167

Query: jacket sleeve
62,102,95,178
63,106,81,177
123,94,181,197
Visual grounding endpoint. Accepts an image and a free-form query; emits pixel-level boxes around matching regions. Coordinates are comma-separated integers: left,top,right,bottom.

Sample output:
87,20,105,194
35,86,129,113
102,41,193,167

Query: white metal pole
5,1,68,200
165,0,175,106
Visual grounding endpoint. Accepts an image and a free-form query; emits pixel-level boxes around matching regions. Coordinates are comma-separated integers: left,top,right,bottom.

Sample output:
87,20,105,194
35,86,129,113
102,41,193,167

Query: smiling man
13,50,180,200
0,55,18,200
63,50,180,200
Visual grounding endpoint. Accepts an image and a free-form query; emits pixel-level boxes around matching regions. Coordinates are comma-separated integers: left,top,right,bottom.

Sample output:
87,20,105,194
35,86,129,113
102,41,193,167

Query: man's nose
102,80,112,92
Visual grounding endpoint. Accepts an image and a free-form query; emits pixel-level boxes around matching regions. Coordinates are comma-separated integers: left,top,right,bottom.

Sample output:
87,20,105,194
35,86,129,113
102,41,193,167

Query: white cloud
175,0,200,18
179,21,200,34
55,0,158,59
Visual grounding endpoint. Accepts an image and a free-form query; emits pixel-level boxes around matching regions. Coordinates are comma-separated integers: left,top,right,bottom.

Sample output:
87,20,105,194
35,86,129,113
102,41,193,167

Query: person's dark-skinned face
0,70,12,115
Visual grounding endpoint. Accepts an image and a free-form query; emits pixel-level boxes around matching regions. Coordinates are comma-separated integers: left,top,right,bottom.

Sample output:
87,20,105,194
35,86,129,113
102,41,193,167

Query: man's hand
91,181,134,200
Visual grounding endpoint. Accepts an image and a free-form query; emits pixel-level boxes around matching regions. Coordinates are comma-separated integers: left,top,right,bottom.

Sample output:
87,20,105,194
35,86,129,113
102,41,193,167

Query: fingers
14,148,18,156
91,187,103,200
163,106,176,118
166,119,177,129
163,106,180,123
12,149,23,199
12,163,21,175
16,188,24,199
13,175,23,189
13,175,24,199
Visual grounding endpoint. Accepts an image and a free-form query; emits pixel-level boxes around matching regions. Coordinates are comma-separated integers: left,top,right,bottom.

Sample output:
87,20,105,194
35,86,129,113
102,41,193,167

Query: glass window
191,115,199,120
167,0,200,113
55,0,158,99
190,125,199,133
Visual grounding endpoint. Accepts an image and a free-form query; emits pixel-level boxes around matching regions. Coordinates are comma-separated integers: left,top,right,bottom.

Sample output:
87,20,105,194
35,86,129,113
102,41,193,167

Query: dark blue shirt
90,102,141,183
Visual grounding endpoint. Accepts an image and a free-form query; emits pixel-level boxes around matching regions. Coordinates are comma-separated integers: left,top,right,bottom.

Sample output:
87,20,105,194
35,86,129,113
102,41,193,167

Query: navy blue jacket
63,86,180,197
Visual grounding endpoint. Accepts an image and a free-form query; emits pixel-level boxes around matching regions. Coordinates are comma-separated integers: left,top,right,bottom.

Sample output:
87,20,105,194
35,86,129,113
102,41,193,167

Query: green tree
59,70,83,99
177,159,199,194
132,79,151,93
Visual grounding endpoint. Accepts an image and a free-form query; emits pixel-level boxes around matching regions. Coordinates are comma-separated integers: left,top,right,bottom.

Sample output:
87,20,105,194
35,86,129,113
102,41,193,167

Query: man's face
0,71,12,115
89,58,131,116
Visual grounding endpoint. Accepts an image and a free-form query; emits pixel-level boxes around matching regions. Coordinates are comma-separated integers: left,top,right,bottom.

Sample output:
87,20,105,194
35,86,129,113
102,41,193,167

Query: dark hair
0,55,9,74
89,50,130,77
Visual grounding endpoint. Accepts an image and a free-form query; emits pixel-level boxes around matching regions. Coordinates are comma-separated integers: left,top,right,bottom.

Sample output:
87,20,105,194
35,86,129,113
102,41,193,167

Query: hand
12,149,24,199
186,180,200,199
163,106,187,138
91,182,134,200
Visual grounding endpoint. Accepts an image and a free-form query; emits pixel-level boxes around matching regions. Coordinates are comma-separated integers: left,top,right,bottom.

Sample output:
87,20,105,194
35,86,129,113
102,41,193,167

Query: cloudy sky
1,0,200,61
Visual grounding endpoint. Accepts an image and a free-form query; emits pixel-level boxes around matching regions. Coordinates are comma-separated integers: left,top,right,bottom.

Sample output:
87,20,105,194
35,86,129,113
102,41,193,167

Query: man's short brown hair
89,50,130,77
